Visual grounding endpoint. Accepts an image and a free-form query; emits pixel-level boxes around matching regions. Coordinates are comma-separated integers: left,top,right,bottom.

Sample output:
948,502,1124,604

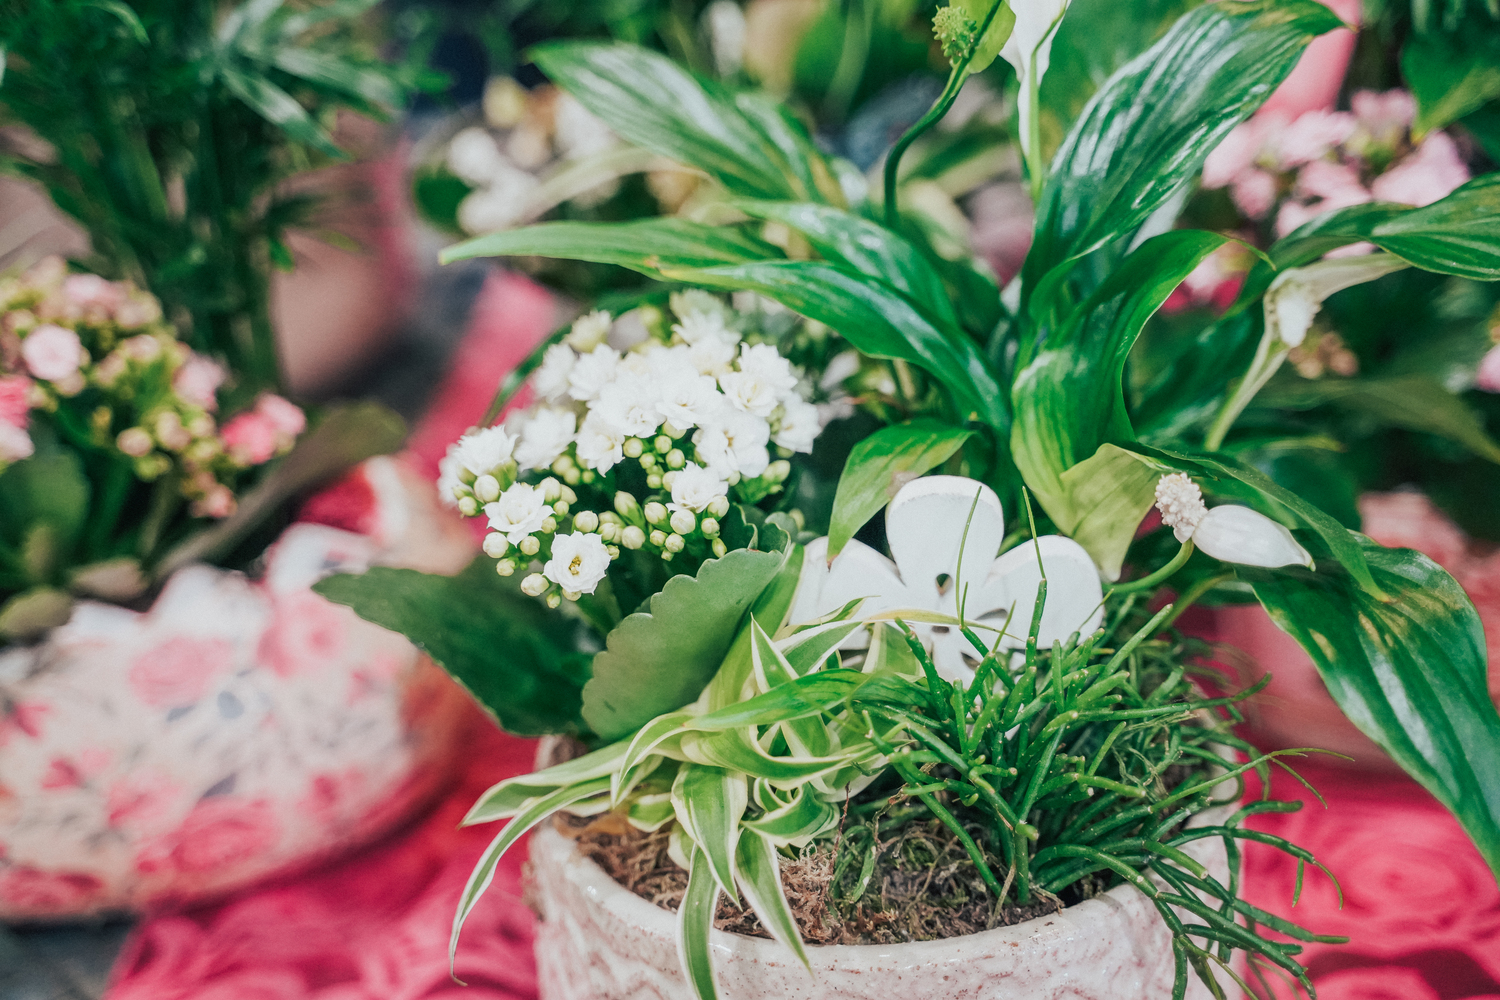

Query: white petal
986,535,1104,650
1193,506,1313,569
787,537,909,631
885,476,1005,603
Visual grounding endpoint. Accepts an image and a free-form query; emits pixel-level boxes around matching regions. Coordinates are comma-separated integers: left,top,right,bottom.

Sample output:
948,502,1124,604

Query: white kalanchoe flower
436,450,464,507
575,412,626,472
673,309,737,346
695,410,771,479
595,372,666,438
718,369,780,418
736,342,800,398
453,425,516,478
544,531,613,595
655,369,725,431
686,332,739,377
670,289,726,322
668,462,729,515
773,397,822,453
532,344,577,402
566,309,613,352
515,407,578,471
485,481,551,543
1153,473,1313,569
567,344,621,402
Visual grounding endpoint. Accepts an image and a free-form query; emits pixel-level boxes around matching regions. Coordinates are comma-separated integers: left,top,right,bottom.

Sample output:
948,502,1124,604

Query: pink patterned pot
1216,491,1500,772
0,456,476,921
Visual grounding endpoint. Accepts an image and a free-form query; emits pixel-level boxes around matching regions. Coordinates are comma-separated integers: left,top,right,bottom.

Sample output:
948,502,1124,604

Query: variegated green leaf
735,832,811,969
673,765,749,899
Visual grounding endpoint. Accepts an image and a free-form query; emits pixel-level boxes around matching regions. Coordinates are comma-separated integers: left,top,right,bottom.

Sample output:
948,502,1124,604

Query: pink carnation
1371,132,1470,207
254,393,306,437
221,410,280,465
174,354,226,411
0,375,31,429
1477,344,1500,394
20,323,86,381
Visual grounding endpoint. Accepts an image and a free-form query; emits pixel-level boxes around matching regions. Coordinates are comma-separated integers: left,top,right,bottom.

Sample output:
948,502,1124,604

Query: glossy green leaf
1013,230,1230,516
583,548,785,741
1401,28,1500,137
1246,540,1500,880
732,201,958,328
678,846,723,1000
314,557,594,737
269,47,404,111
673,260,1008,432
464,739,634,824
1024,0,1339,289
220,64,344,158
1270,177,1500,279
440,217,779,269
734,831,811,968
1055,443,1170,580
827,420,974,559
530,41,819,201
450,777,611,971
1257,375,1500,464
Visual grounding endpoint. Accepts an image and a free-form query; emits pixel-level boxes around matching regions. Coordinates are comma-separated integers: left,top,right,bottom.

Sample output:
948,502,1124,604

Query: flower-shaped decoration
788,475,1104,682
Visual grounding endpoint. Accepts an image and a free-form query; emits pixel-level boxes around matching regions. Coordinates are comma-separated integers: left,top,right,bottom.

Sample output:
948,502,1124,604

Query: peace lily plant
320,1,1500,998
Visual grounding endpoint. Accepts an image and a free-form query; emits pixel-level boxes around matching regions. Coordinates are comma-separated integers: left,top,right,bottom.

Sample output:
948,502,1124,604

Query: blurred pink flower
1274,109,1356,168
1352,88,1417,147
1477,344,1500,393
191,484,236,519
61,273,124,322
1203,119,1268,189
173,354,226,411
1371,132,1470,207
1277,158,1373,235
0,375,31,429
255,393,306,437
20,323,86,381
0,423,33,463
221,411,279,465
1230,168,1278,219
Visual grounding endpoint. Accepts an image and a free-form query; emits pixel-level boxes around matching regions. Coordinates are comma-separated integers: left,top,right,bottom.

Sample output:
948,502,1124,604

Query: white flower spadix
1153,473,1312,569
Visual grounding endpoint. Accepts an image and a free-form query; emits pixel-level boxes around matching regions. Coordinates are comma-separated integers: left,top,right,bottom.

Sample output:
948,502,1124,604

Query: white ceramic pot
0,456,476,921
528,810,1232,1000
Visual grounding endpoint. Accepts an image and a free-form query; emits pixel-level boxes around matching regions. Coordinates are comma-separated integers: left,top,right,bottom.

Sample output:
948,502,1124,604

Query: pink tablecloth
103,271,1500,1000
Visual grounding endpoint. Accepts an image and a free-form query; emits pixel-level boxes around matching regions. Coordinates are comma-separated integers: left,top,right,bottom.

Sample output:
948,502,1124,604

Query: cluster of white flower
438,292,828,604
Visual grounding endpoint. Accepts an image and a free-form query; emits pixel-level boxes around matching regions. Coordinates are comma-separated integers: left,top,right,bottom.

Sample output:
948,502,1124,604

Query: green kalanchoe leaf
314,557,594,737
583,548,786,740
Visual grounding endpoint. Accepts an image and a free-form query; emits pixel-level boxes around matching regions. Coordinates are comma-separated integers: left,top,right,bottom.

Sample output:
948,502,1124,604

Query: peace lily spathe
787,475,1104,683
1154,473,1313,569
1002,0,1071,192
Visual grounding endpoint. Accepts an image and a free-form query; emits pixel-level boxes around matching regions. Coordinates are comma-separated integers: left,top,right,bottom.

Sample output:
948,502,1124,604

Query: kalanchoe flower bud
458,496,479,517
644,502,667,525
712,539,728,557
495,559,516,577
482,533,510,558
670,509,696,535
520,536,541,556
520,573,549,597
574,510,600,533
553,500,570,516
701,517,720,538
707,496,730,518
622,525,646,550
654,435,672,454
623,437,644,459
666,448,686,470
539,477,562,503
664,533,685,553
646,473,663,490
615,492,641,520
117,426,153,458
474,474,501,504
1153,473,1313,569
649,529,667,548
546,592,563,609
541,516,558,534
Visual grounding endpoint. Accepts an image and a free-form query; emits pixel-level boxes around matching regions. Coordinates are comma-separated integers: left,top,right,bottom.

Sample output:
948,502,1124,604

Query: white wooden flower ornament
787,475,1104,683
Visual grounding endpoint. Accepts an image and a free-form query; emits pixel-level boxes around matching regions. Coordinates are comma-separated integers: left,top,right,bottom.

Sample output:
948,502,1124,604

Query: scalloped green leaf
582,548,786,741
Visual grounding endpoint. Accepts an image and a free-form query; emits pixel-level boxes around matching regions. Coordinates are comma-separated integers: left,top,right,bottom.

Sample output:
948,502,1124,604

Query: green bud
701,517,720,538
664,533,685,553
638,451,656,469
932,4,978,66
458,496,479,517
553,499,570,516
520,536,541,556
707,496,730,518
649,529,667,548
546,592,562,609
541,516,558,534
540,477,563,502
663,421,687,440
654,435,672,454
768,460,791,482
711,539,727,557
646,473,663,490
562,589,581,602
563,467,582,486
615,491,641,519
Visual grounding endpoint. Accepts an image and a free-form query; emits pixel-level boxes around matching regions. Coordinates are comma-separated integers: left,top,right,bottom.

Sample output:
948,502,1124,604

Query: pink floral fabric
0,456,476,920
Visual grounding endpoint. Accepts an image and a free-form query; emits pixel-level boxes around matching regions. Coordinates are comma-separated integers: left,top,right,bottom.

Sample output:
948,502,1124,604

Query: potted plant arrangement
0,0,474,920
321,0,1500,997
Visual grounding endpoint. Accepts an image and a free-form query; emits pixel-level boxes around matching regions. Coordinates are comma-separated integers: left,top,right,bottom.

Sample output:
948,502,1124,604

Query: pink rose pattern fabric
0,456,476,920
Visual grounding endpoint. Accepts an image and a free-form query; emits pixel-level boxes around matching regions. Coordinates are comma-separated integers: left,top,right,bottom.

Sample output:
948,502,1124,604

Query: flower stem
1110,541,1194,596
882,0,1009,229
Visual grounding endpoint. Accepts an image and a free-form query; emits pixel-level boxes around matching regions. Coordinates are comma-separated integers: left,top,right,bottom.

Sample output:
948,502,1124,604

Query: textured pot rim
532,798,1236,967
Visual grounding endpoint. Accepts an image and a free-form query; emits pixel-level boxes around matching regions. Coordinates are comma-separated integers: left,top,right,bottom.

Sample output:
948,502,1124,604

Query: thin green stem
1110,541,1195,596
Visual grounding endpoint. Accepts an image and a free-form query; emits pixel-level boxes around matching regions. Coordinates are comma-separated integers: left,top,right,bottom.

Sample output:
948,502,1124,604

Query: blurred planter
527,739,1232,1000
0,456,475,921
1216,491,1500,772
